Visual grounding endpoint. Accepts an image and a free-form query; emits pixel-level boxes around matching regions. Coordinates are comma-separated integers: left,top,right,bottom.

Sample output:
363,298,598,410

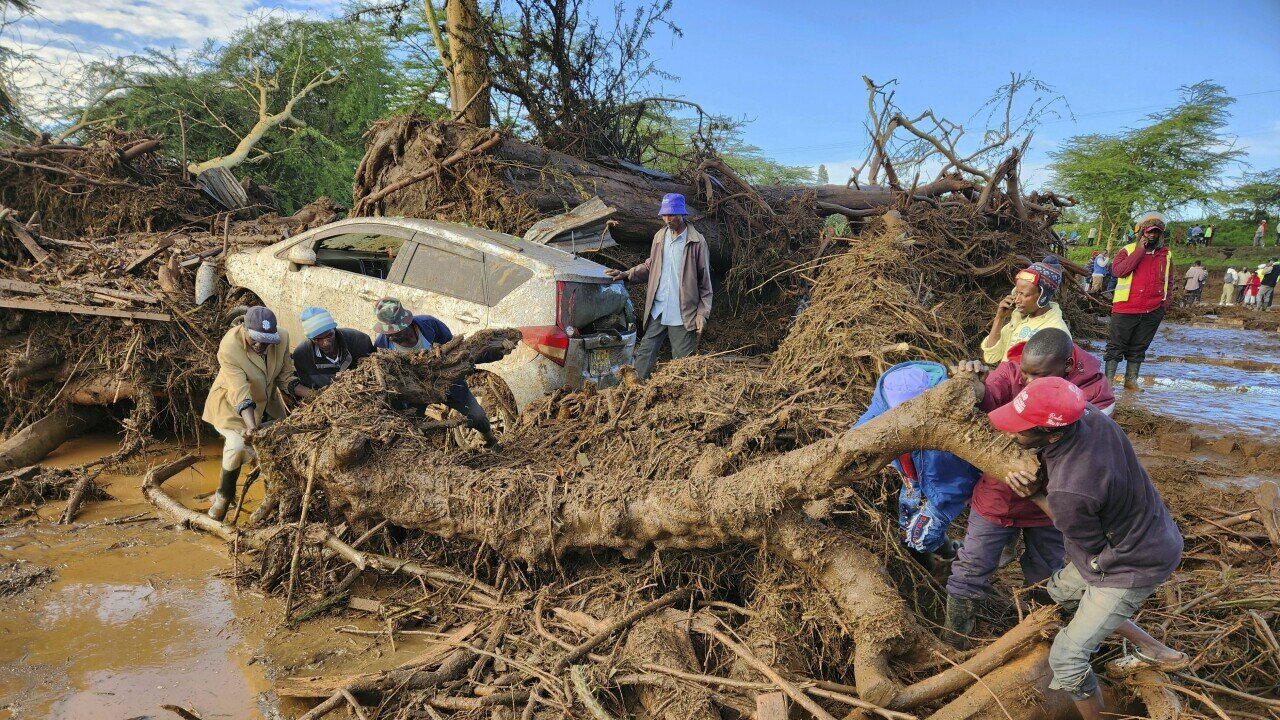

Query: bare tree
852,73,1071,189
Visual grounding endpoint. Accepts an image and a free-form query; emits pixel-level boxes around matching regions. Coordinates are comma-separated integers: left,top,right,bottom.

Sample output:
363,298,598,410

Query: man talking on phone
1104,211,1173,392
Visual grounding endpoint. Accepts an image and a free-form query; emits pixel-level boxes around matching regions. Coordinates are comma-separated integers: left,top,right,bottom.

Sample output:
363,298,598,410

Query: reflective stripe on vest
1113,242,1171,303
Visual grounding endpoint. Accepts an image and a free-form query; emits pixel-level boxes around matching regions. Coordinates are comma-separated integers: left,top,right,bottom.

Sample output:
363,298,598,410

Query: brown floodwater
1,434,472,720
0,435,281,720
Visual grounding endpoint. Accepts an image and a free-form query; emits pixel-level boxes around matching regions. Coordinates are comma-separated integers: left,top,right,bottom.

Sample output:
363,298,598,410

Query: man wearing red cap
943,328,1114,648
607,193,712,381
988,376,1187,720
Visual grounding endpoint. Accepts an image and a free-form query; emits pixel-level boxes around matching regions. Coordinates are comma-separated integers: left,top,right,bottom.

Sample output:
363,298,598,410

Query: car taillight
519,325,569,365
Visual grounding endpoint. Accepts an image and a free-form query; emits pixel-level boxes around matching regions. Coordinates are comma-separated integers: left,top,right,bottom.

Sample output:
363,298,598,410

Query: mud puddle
0,434,476,720
0,435,283,719
1089,323,1280,439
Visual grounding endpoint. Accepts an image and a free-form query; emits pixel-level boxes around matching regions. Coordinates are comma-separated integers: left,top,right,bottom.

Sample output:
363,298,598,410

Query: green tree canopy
816,164,829,185
1219,169,1280,221
83,16,423,212
1049,81,1243,239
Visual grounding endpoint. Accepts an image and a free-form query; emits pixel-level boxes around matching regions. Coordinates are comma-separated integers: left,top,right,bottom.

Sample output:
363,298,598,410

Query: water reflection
1084,323,1280,439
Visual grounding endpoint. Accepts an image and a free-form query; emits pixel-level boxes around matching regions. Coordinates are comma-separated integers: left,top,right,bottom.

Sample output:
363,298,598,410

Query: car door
395,234,490,335
276,222,417,343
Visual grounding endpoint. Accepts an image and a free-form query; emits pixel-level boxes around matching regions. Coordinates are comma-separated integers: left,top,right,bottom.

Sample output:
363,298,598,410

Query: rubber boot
207,466,241,522
1104,359,1119,386
906,547,937,573
1124,361,1143,392
944,594,978,650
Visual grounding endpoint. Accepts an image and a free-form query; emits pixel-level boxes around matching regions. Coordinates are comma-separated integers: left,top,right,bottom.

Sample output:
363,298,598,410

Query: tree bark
0,405,98,472
446,0,491,127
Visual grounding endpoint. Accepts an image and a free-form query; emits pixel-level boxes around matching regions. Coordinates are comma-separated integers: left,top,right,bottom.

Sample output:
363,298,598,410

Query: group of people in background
863,211,1186,720
1218,259,1280,309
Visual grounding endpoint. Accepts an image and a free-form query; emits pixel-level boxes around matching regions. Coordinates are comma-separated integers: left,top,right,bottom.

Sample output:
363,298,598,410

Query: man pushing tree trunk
988,376,1189,720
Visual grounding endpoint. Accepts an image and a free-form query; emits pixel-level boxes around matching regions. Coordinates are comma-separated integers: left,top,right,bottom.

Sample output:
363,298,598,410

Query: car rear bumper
564,332,636,389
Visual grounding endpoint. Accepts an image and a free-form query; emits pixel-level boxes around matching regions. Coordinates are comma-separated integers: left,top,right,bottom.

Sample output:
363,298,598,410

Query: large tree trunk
350,120,977,254
0,405,98,472
446,0,491,127
284,372,1032,565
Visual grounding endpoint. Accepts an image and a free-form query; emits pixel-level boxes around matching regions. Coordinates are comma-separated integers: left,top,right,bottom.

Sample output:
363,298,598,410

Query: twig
927,650,1015,720
554,588,690,671
339,689,370,720
571,665,617,720
284,449,319,619
691,615,838,720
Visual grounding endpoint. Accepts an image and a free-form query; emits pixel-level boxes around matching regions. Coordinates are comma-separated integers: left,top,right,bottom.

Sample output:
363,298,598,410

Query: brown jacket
623,224,713,331
202,324,299,431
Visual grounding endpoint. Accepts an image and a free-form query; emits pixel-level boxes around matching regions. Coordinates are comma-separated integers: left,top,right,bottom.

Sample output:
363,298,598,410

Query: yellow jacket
982,302,1071,364
202,324,299,431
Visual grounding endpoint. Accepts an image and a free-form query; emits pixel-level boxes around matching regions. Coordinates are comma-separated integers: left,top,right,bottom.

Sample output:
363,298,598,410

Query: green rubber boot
1124,361,1143,392
944,594,979,650
1104,359,1119,386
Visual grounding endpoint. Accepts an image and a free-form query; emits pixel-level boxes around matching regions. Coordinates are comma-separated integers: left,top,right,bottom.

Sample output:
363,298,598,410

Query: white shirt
649,227,688,327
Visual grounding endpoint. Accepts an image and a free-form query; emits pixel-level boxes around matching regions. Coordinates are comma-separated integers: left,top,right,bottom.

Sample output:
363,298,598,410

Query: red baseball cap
988,376,1086,432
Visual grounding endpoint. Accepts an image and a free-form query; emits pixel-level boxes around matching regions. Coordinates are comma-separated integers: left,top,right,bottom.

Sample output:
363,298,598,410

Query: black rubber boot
906,547,937,573
208,466,241,521
1124,361,1143,392
944,594,978,650
1104,359,1119,386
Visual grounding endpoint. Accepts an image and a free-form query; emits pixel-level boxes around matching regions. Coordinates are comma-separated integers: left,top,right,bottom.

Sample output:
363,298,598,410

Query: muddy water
1092,323,1280,438
0,436,280,720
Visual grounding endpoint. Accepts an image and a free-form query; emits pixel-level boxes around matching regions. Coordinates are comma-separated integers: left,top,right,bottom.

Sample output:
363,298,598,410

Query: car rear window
401,237,486,304
485,255,533,306
559,281,634,334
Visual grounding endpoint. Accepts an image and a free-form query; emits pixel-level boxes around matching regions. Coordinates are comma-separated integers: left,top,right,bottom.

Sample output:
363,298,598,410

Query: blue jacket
855,361,982,524
374,314,453,351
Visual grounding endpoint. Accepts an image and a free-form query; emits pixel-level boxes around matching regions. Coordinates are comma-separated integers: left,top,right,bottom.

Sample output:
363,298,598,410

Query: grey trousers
634,321,699,380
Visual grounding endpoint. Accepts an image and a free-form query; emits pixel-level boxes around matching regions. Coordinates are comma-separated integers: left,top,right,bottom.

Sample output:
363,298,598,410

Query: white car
225,217,637,414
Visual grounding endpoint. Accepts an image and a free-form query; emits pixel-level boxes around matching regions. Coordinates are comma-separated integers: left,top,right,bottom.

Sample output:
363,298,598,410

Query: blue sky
11,0,1280,189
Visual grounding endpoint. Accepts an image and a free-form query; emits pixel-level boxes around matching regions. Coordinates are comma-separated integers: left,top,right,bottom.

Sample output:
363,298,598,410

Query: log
5,218,50,263
927,643,1080,720
622,610,720,720
0,297,171,321
277,623,477,698
0,405,98,472
122,237,174,274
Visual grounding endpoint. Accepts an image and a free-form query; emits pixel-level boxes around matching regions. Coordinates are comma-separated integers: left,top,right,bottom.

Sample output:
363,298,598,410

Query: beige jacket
623,224,713,331
202,324,299,431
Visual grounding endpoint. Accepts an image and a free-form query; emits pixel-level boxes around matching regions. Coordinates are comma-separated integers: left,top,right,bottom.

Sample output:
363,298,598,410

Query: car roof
309,216,611,282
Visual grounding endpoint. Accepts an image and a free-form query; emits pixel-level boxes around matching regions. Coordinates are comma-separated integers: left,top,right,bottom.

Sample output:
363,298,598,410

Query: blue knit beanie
300,307,337,339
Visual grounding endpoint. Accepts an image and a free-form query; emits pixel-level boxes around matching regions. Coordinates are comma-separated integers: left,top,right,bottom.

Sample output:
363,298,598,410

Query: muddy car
225,217,637,413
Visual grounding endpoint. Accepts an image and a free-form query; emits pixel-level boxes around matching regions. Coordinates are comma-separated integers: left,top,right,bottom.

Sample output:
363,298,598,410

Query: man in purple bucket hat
606,193,713,380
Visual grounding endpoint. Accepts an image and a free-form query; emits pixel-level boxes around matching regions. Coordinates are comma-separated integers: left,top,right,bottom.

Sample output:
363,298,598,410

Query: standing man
372,298,498,446
202,306,313,521
292,307,375,390
1254,219,1268,247
1105,211,1173,391
1204,224,1214,246
944,329,1115,648
1219,267,1238,306
606,193,713,381
1183,261,1208,305
981,257,1070,364
1235,262,1251,304
1086,226,1098,247
989,377,1188,720
1261,259,1280,310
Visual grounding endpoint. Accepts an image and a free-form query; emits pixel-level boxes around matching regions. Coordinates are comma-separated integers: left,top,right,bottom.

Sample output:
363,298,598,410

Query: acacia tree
1221,168,1280,221
816,163,829,185
0,0,34,142
1050,81,1244,245
86,17,411,211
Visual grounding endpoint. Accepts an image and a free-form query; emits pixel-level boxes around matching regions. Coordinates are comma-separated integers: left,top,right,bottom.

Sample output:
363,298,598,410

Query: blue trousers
946,512,1065,599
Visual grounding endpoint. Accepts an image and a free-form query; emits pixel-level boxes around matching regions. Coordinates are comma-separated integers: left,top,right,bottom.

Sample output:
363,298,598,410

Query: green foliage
85,16,425,212
636,113,813,184
1218,168,1280,221
816,164,829,185
1049,81,1244,240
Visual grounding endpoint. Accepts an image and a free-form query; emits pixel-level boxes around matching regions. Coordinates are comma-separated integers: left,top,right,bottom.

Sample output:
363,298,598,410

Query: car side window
402,236,486,304
314,233,405,279
484,254,533,306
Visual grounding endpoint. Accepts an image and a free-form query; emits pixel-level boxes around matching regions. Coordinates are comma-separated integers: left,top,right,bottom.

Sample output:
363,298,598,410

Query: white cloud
34,0,260,47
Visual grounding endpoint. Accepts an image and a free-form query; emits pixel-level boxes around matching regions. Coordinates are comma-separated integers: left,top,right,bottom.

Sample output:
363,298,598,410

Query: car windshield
559,281,634,334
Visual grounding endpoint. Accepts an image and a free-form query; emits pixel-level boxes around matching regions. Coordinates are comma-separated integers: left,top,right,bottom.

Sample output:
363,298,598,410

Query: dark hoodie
1040,405,1183,589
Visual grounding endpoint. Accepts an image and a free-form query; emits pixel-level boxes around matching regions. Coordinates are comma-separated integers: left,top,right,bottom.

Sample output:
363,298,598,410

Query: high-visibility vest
1113,242,1171,303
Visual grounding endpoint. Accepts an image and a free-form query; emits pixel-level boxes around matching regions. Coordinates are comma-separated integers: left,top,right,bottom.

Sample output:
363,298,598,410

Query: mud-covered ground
2,321,1278,719
0,437,515,720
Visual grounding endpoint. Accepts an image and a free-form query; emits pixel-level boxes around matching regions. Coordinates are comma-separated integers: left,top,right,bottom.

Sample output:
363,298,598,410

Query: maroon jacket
974,342,1116,527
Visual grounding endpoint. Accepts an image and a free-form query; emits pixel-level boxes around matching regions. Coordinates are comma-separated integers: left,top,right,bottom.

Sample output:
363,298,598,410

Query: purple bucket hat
658,193,687,216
